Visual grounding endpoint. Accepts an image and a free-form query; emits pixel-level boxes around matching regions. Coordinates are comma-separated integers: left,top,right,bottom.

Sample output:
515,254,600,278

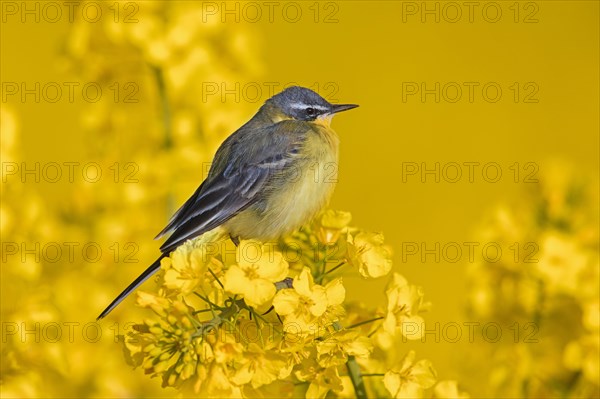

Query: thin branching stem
334,322,367,398
347,316,385,330
323,261,347,277
208,267,224,289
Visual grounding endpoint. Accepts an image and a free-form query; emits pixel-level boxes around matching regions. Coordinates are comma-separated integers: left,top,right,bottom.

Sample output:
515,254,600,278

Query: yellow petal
397,382,424,398
308,286,328,316
383,371,402,397
244,279,276,308
236,240,264,268
411,359,437,388
273,289,300,316
344,336,373,358
400,315,425,340
320,209,352,229
383,312,398,335
306,381,330,399
257,250,289,282
325,278,345,306
223,265,249,295
293,268,315,297
230,363,253,386
387,273,409,291
398,350,417,373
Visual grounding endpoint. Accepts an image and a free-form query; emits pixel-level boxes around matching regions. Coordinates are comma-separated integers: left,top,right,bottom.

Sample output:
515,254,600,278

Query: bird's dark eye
305,107,316,116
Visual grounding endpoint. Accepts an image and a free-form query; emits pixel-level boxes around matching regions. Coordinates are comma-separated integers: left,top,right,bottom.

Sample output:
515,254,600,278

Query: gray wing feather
156,120,307,254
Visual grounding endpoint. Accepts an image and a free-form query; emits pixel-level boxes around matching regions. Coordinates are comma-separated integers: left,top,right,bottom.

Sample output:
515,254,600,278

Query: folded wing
156,120,307,254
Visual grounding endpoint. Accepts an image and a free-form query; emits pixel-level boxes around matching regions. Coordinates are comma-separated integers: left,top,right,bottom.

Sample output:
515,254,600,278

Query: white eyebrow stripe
287,102,329,111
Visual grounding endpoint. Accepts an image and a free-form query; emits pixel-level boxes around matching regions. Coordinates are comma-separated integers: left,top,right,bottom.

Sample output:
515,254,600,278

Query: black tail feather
97,254,166,320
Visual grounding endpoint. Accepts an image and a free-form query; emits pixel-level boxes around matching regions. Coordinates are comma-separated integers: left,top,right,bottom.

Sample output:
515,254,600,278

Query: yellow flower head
273,268,345,333
186,330,245,397
135,291,172,317
230,343,288,389
124,298,201,388
161,246,217,296
317,209,352,244
224,240,289,308
383,351,437,399
535,233,588,295
383,273,429,340
295,358,344,399
161,230,227,296
316,329,373,368
347,231,393,278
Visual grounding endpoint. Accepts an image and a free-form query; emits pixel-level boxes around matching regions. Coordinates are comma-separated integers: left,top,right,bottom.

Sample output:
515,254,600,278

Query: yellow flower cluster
1,1,262,396
122,210,459,398
465,164,599,398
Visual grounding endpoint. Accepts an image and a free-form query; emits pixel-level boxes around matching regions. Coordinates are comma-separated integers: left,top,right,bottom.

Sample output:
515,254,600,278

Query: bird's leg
229,234,240,246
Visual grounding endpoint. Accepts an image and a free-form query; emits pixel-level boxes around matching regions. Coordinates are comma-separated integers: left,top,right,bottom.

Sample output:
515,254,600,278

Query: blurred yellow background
1,1,598,397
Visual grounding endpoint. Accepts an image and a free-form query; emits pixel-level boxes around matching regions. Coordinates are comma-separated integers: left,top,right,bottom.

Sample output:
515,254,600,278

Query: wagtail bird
97,86,358,319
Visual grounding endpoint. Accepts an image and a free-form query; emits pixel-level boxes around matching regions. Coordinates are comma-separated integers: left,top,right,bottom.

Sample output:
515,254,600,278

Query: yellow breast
226,124,339,241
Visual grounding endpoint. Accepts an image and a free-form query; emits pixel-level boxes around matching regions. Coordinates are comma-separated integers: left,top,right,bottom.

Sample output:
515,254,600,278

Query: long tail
97,254,167,320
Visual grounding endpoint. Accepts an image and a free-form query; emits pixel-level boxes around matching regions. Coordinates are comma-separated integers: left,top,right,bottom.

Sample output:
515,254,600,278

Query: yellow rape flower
162,246,218,295
316,329,373,368
383,350,437,398
383,273,429,340
295,359,344,399
135,291,172,317
278,336,313,375
160,230,227,296
124,299,200,386
224,240,289,308
195,363,243,398
110,211,459,397
273,268,345,332
317,209,352,244
535,233,588,295
347,231,393,278
230,343,288,389
183,328,246,396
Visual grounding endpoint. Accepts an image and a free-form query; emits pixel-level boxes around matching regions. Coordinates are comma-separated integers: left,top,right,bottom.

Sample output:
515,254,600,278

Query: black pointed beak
330,103,359,114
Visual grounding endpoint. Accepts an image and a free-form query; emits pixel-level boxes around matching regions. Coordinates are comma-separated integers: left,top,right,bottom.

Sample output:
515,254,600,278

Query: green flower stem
191,299,243,338
152,65,172,149
151,65,176,220
191,308,213,315
323,260,347,277
347,316,384,330
208,267,224,289
346,356,367,399
192,292,222,310
334,322,367,399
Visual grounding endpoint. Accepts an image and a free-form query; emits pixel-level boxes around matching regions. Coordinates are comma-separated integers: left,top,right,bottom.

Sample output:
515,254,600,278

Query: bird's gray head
267,86,358,122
